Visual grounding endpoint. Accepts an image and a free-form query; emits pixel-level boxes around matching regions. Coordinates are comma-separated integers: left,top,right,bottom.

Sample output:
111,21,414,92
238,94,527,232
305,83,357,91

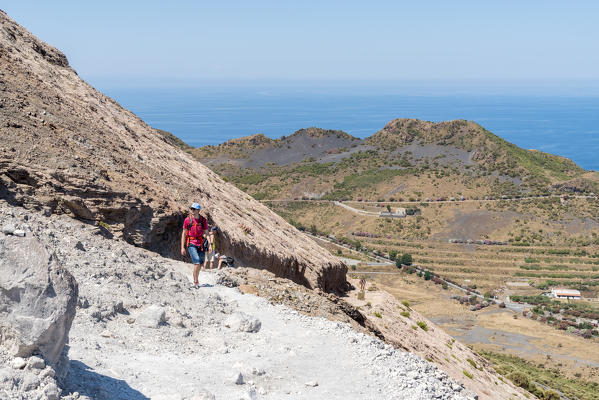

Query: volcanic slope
0,10,346,292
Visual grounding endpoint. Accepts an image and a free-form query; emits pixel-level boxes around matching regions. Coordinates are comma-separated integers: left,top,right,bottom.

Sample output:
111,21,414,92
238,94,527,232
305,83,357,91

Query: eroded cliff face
0,10,347,292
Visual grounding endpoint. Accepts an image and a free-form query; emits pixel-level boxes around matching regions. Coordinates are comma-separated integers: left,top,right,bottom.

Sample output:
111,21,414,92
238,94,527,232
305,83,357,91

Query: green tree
389,250,398,261
401,253,413,266
424,270,433,280
386,204,391,213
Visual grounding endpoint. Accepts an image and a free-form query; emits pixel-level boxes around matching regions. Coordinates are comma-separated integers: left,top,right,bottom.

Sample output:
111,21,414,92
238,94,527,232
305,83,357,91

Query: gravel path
0,203,475,400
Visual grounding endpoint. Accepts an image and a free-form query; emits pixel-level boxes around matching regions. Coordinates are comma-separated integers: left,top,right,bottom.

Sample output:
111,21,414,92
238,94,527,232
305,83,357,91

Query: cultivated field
354,236,599,296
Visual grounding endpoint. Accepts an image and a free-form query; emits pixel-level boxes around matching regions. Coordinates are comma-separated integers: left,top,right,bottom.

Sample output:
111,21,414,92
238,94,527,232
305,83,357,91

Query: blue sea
104,86,599,171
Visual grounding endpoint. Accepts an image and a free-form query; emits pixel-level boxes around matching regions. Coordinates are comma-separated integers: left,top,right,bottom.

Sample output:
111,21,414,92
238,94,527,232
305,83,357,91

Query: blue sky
3,1,599,89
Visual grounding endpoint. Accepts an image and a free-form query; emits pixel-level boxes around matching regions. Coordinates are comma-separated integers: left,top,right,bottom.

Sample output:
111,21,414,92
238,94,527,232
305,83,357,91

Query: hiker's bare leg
218,259,223,269
193,263,200,285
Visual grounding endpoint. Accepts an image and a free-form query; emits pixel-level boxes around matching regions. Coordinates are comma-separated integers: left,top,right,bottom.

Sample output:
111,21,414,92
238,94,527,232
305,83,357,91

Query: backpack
223,256,235,268
186,214,207,250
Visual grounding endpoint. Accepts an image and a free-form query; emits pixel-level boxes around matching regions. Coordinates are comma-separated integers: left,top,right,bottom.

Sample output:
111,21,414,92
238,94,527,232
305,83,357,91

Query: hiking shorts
188,245,205,265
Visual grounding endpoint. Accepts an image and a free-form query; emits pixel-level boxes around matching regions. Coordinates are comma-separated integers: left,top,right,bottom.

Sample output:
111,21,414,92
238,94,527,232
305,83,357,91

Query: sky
3,1,599,90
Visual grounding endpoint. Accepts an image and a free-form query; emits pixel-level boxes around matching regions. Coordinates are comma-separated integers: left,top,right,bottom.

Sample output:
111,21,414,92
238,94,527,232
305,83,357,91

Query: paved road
262,194,596,206
312,234,395,265
333,201,381,216
313,233,496,300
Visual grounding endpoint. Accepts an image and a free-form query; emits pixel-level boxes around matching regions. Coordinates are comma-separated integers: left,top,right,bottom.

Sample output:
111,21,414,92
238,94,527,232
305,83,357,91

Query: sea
103,86,599,171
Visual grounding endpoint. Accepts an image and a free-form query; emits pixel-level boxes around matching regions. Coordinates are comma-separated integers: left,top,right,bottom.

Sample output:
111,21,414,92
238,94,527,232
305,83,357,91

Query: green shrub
400,311,410,318
402,300,411,308
417,321,428,331
547,249,570,255
463,370,473,379
508,371,530,388
374,312,382,318
401,253,413,266
466,358,477,369
542,390,560,400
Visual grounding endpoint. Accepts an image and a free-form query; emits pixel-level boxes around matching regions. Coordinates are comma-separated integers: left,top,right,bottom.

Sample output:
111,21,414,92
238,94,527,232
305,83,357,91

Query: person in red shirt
181,202,209,287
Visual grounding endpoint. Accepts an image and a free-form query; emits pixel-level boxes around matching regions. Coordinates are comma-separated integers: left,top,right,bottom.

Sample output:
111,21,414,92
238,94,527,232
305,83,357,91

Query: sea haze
105,87,599,171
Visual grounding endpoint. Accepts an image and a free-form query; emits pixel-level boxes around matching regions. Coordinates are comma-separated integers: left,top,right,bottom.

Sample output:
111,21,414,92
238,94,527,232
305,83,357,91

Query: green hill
190,119,593,202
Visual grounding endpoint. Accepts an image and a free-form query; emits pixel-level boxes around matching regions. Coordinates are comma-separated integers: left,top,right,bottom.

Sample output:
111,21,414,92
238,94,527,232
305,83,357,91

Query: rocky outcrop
0,235,78,379
0,10,346,292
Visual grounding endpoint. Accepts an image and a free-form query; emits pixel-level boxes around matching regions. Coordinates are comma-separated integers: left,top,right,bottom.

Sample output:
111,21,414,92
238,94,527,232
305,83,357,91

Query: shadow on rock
64,360,149,400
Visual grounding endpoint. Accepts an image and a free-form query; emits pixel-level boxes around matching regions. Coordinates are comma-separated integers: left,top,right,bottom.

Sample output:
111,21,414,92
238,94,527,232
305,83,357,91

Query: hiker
181,202,209,287
203,226,217,270
205,226,228,270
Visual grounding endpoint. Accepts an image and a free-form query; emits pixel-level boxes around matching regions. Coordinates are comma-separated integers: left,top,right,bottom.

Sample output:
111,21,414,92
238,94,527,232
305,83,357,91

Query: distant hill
193,119,596,202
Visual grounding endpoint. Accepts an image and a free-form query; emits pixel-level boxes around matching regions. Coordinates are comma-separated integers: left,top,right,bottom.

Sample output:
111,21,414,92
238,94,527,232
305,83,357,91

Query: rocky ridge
0,201,479,400
0,10,346,292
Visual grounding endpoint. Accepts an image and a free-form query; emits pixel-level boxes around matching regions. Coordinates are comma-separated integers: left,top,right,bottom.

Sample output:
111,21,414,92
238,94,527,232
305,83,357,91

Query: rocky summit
0,10,346,293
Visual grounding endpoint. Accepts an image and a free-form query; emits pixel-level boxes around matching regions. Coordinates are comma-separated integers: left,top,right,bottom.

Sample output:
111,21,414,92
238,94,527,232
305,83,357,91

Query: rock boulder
0,235,78,378
136,305,166,328
224,312,261,333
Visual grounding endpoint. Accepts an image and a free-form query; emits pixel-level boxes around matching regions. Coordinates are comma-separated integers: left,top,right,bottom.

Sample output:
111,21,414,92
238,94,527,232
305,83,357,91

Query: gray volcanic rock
0,10,346,293
135,304,166,328
224,312,261,333
0,235,78,377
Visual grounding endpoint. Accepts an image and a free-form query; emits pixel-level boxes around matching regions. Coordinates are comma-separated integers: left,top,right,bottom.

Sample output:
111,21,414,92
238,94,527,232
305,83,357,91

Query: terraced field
351,237,599,296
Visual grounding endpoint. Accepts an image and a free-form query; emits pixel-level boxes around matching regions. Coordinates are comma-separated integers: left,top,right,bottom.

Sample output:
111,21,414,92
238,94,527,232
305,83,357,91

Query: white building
550,288,582,300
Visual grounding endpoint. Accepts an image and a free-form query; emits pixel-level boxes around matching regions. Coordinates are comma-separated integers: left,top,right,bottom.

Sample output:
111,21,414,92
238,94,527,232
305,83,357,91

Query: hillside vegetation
194,119,595,203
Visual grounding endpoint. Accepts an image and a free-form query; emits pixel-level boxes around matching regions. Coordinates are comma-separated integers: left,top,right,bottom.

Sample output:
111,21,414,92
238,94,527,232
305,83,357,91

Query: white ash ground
0,202,476,400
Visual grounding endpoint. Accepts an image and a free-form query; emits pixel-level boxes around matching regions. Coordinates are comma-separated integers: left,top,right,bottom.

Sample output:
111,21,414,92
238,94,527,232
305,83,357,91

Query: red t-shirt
183,216,208,246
